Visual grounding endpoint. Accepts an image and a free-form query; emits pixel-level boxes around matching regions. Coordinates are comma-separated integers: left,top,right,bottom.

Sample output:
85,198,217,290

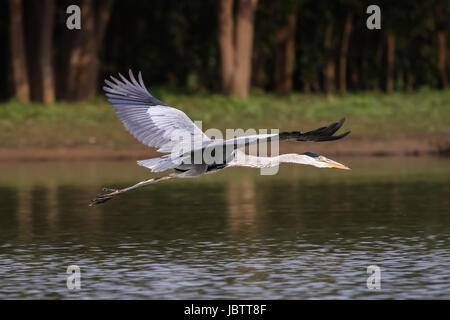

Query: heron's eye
318,156,326,161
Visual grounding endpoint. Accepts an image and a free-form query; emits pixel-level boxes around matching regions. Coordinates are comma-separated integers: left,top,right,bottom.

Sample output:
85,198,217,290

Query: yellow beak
324,159,350,170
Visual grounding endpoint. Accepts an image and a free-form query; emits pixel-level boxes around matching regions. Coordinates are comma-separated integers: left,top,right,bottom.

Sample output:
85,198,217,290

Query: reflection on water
0,157,449,299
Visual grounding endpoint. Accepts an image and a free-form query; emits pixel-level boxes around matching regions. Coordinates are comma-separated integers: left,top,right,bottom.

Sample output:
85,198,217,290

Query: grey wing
220,118,350,148
221,134,279,148
104,70,210,153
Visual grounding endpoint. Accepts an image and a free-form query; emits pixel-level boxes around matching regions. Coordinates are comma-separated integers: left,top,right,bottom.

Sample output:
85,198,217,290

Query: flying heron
90,70,350,206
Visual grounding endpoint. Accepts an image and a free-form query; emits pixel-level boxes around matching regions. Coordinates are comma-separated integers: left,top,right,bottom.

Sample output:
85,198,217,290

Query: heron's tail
137,155,181,172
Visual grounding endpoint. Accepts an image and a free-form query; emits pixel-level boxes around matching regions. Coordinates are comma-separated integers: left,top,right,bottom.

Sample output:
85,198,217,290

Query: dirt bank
1,135,448,161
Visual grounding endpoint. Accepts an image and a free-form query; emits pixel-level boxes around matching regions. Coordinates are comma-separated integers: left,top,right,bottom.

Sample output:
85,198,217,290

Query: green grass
0,89,449,149
161,89,450,137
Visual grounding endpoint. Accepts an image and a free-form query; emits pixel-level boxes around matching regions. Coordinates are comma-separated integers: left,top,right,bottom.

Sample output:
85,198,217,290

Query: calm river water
0,157,449,299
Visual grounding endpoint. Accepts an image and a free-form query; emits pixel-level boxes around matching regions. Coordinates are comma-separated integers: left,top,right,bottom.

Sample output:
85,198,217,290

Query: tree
218,0,258,99
437,32,448,89
382,1,409,94
296,0,325,94
274,3,298,93
386,31,395,94
339,14,352,95
65,0,113,100
9,0,30,102
323,18,336,94
39,0,56,104
218,0,234,95
435,0,449,89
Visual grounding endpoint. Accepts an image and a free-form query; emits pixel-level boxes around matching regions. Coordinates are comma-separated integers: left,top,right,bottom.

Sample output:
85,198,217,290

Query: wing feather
104,70,210,153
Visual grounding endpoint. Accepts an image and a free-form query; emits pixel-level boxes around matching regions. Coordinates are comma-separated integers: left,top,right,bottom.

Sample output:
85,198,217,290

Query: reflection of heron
90,71,350,206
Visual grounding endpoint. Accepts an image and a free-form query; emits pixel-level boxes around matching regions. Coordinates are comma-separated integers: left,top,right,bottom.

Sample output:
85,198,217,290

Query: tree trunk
65,0,113,100
218,0,234,95
375,34,384,90
75,0,97,100
437,31,448,89
406,71,415,92
218,0,258,99
65,16,84,100
386,32,395,94
65,46,81,100
253,50,268,89
23,0,41,101
39,0,55,104
311,79,320,92
397,69,404,91
231,0,258,100
323,19,335,94
350,68,359,91
274,13,297,93
303,81,311,94
339,14,352,95
9,0,30,102
84,0,113,98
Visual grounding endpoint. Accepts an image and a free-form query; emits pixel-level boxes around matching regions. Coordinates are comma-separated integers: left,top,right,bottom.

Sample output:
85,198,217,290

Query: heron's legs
89,172,179,206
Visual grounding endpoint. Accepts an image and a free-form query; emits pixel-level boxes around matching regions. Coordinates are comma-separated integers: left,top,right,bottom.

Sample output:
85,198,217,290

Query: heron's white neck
228,152,316,168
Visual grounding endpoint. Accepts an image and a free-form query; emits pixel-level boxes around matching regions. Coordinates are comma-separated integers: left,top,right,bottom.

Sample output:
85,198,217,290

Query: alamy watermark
65,4,382,31
366,5,381,30
67,265,81,290
66,5,81,30
366,265,381,289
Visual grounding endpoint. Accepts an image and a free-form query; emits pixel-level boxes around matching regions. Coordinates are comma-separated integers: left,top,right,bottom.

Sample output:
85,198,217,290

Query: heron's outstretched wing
279,118,350,142
219,118,350,148
220,134,279,148
104,70,210,153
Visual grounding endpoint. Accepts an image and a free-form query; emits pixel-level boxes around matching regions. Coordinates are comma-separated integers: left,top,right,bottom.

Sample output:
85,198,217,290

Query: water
0,157,449,299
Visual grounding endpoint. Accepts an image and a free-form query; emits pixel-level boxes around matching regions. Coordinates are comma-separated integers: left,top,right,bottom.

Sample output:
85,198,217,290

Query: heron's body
90,71,351,206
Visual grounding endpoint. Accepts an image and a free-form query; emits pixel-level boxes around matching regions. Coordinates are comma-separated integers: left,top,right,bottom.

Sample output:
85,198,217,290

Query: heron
90,70,350,206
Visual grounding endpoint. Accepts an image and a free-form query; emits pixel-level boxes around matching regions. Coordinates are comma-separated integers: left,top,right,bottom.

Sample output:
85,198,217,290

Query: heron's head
300,152,350,170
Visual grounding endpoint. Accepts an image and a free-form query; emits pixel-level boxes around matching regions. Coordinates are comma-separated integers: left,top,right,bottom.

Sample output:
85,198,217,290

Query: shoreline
1,136,448,161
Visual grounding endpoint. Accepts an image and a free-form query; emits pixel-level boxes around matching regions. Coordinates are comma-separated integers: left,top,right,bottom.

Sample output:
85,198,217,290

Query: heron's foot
89,188,120,206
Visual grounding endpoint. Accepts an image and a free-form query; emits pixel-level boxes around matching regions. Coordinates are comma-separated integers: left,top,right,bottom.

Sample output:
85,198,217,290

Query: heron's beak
324,159,350,170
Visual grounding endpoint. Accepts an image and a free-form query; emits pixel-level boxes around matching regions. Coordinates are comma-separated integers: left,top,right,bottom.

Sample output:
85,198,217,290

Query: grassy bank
0,89,449,158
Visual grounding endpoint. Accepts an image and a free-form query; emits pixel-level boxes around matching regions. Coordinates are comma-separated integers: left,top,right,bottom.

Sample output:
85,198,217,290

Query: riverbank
0,134,448,161
0,89,449,160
